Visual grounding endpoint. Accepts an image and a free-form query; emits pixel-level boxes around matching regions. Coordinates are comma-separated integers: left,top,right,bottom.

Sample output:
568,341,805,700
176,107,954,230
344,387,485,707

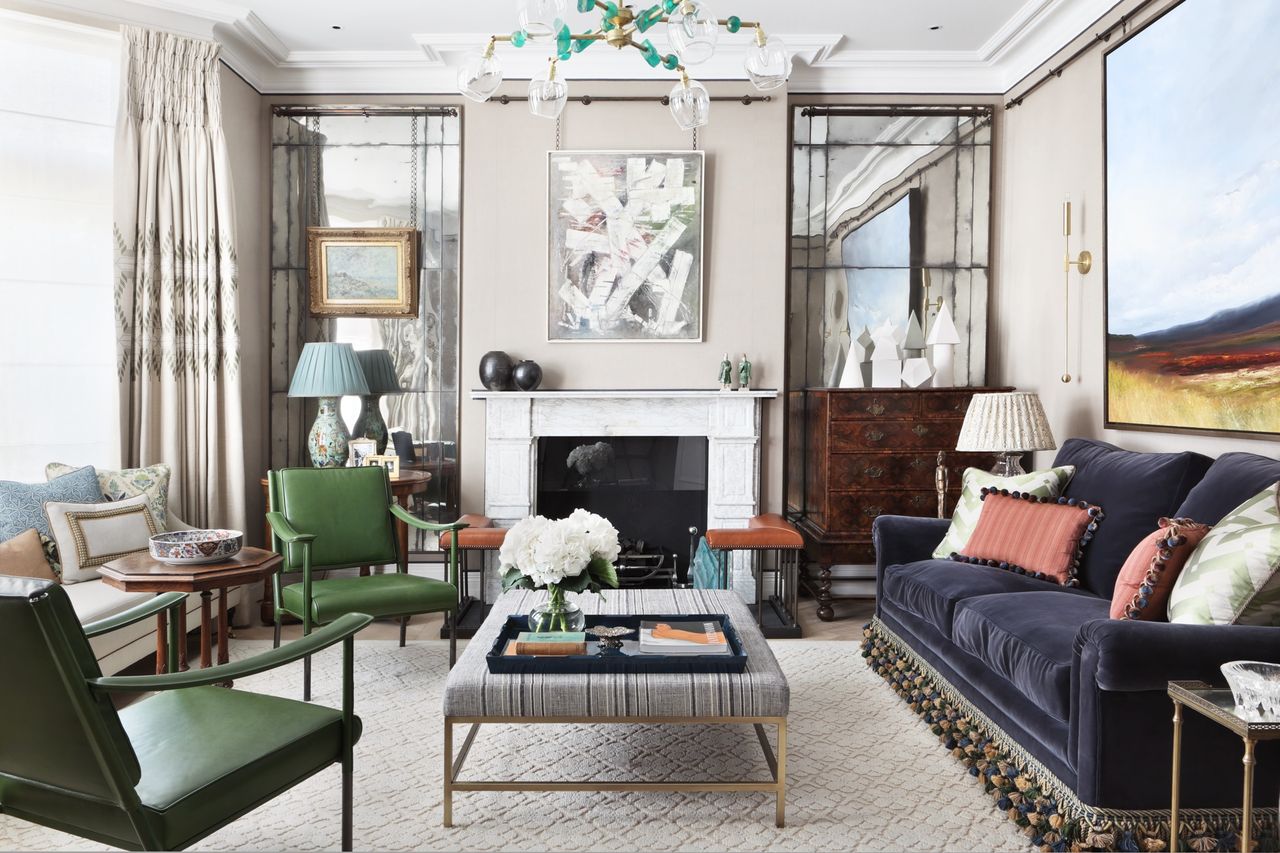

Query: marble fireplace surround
472,389,777,600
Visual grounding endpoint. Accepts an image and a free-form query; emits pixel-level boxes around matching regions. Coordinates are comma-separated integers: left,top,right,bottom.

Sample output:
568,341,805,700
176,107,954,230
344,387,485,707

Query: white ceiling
0,0,1121,93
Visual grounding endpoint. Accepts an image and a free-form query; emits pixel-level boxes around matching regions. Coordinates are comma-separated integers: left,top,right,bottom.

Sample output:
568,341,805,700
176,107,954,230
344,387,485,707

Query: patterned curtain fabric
113,26,244,530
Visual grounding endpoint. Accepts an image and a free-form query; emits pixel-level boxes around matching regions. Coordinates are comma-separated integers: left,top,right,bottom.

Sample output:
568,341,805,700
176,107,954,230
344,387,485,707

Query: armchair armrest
266,511,315,544
389,503,469,534
88,612,373,692
82,592,187,639
872,515,949,573
1076,618,1280,693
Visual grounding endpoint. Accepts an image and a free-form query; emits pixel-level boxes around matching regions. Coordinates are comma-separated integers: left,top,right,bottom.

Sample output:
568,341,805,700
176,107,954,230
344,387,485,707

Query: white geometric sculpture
903,311,926,356
839,326,873,388
926,303,961,388
870,322,902,388
901,357,934,388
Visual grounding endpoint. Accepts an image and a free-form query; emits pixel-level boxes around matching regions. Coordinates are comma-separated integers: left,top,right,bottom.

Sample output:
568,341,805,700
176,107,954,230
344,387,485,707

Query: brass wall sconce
1060,196,1092,383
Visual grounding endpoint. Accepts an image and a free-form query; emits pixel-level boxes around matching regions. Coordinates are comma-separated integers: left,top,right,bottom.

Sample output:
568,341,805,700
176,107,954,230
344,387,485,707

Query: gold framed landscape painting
307,227,419,318
1104,0,1280,437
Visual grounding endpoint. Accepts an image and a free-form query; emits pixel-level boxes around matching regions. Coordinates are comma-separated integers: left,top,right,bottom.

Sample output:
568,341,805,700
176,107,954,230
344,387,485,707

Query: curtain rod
490,94,770,105
1004,0,1161,110
799,105,992,117
271,105,459,117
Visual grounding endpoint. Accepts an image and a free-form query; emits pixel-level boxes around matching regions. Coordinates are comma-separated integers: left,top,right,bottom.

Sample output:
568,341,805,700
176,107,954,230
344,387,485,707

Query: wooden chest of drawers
785,387,1011,620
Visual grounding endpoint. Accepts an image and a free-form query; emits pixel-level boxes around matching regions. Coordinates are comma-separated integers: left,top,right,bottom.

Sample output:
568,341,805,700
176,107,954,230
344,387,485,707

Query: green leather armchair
0,576,369,851
266,466,468,700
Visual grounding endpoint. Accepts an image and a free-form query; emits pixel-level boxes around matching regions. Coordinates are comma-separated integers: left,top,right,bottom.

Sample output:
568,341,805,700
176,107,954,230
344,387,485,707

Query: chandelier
458,0,792,129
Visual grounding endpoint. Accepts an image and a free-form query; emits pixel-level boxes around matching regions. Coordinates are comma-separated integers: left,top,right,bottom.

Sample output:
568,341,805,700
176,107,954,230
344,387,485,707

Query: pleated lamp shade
288,342,370,398
956,392,1056,453
355,349,402,394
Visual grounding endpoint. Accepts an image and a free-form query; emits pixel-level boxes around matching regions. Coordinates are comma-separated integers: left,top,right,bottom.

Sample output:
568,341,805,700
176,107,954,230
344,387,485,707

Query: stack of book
504,631,587,656
637,620,730,656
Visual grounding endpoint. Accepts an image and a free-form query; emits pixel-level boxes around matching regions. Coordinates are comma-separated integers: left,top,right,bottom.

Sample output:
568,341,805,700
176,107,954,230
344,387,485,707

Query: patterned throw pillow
0,465,102,541
43,493,158,584
1110,518,1211,620
932,465,1075,559
952,489,1102,586
1168,483,1280,626
46,462,171,531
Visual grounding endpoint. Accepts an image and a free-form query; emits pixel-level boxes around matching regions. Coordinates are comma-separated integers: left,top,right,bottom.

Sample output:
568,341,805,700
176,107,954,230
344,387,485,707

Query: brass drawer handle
863,505,884,518
910,494,928,507
912,424,929,437
909,457,930,470
864,429,886,442
865,465,885,479
866,401,886,415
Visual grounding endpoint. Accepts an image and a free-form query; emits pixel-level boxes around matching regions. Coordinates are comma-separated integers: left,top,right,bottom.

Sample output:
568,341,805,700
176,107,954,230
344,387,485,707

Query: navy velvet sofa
865,438,1280,850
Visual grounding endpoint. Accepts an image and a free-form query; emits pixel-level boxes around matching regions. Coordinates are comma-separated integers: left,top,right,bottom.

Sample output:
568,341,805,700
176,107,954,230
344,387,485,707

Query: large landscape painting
1106,0,1280,435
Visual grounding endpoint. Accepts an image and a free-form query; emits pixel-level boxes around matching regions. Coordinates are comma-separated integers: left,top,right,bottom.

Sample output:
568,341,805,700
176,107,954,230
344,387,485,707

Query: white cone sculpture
926,303,961,388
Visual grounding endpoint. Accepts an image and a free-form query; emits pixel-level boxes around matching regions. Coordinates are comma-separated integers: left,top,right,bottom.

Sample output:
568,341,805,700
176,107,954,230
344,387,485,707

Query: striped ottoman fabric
443,588,790,719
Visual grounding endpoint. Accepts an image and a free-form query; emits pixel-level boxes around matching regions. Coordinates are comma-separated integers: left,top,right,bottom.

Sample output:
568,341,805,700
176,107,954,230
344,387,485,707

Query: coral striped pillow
953,489,1104,587
1110,518,1211,620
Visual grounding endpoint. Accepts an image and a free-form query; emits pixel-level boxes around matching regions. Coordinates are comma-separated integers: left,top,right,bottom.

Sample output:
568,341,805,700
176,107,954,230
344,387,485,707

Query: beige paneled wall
994,0,1270,467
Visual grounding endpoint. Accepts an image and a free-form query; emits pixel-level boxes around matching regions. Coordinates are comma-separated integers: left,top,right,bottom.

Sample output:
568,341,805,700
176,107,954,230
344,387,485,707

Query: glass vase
528,585,585,633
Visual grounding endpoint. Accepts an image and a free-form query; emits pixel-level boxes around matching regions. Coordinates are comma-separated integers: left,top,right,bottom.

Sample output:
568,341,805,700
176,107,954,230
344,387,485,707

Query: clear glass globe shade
667,1,719,65
458,53,503,102
529,72,568,119
517,0,568,40
668,79,710,130
744,35,791,91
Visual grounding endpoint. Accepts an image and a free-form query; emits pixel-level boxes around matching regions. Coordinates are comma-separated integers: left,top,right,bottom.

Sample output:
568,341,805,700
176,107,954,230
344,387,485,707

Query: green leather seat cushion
281,573,457,624
122,686,360,850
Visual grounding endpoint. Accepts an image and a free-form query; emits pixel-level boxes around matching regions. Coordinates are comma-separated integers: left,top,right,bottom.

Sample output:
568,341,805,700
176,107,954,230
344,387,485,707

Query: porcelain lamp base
352,394,389,454
308,396,351,467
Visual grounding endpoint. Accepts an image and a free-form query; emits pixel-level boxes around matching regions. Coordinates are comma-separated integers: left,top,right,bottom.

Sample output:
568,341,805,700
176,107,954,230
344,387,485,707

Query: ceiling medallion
458,0,791,129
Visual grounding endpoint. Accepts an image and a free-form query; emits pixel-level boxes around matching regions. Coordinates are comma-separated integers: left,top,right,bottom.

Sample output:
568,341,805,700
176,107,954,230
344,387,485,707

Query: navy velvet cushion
1052,438,1212,597
880,559,1097,639
953,591,1111,722
1173,452,1280,525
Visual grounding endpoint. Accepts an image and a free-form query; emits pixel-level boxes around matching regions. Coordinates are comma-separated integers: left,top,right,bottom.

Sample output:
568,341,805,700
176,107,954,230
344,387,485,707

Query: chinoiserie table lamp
956,391,1056,477
352,348,403,454
288,342,370,467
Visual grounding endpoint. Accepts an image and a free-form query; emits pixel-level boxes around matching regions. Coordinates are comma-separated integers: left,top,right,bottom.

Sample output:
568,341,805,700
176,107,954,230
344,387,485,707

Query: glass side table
1168,680,1280,852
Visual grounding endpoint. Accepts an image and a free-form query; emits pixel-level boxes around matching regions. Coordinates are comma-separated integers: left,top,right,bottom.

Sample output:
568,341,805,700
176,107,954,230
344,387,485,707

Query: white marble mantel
473,388,778,599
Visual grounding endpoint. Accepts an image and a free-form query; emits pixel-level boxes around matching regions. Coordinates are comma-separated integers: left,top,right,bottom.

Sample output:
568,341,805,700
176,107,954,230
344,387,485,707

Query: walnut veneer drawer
828,393,918,420
828,490,951,531
827,453,938,489
829,419,963,451
920,392,985,418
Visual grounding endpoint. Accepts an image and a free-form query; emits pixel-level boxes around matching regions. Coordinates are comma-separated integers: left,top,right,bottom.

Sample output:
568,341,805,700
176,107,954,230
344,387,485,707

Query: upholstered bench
705,513,803,637
438,514,505,638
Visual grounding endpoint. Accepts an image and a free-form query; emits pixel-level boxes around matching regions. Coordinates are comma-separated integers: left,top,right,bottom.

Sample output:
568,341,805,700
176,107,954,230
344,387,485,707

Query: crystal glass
458,52,503,102
517,0,568,40
528,68,568,119
668,78,710,130
666,0,719,65
528,587,586,633
744,34,792,91
1222,661,1280,715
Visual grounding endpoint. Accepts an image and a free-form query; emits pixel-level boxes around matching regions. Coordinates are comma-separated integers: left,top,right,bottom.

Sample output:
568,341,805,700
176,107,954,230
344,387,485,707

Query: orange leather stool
704,513,803,638
437,514,505,638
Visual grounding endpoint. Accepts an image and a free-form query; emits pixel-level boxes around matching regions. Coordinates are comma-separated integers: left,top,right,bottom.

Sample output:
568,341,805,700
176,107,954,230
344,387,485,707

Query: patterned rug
2,641,1028,852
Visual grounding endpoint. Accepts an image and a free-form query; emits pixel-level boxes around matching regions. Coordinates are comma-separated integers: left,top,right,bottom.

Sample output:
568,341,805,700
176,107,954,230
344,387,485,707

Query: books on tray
507,631,587,656
638,620,730,656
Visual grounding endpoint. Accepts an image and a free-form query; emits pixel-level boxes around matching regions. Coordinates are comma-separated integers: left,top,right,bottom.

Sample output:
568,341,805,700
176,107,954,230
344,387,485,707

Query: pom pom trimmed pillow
952,489,1102,587
931,465,1075,559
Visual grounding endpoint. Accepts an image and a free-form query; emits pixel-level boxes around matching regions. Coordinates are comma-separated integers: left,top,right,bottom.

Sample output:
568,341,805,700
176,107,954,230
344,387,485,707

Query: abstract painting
548,151,704,341
1106,0,1280,435
307,227,419,318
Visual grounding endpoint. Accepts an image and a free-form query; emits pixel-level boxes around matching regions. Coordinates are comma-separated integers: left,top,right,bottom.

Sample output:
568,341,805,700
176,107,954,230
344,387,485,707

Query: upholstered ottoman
441,588,790,827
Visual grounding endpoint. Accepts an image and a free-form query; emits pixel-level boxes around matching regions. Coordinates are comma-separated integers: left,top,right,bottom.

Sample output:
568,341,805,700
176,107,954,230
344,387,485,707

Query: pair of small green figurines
718,353,752,391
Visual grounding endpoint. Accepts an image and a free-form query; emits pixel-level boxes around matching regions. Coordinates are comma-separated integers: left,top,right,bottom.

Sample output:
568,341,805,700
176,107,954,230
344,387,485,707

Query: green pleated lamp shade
288,342,370,398
355,349,402,395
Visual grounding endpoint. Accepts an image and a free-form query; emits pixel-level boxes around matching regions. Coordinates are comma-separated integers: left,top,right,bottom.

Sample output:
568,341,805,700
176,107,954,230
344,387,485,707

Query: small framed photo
307,227,419,318
348,438,377,468
366,454,400,478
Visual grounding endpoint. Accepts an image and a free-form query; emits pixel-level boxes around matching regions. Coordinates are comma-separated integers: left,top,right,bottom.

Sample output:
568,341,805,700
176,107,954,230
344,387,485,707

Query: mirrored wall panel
789,106,992,389
270,107,462,553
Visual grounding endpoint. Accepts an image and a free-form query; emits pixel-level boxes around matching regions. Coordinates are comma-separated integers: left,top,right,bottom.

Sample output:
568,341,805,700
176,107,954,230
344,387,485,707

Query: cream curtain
113,26,244,530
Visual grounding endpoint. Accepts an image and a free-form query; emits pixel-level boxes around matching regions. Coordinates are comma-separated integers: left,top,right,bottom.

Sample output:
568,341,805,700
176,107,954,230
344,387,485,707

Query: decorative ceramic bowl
149,529,244,565
1221,661,1280,715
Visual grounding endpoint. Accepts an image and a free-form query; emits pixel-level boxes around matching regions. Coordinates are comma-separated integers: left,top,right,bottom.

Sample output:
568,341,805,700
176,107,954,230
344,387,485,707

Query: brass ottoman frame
443,715,787,828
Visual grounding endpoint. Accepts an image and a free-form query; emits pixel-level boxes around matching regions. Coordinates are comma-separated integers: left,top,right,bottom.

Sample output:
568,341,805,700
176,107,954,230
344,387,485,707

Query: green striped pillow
931,466,1075,560
1168,482,1280,626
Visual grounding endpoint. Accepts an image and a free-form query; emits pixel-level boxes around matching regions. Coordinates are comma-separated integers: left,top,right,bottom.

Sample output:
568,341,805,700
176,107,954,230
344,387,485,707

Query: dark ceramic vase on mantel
512,359,543,392
479,351,514,391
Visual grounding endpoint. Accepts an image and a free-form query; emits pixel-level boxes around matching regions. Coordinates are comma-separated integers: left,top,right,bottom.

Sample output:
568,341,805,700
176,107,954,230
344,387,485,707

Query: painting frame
347,437,377,469
307,227,419,318
1103,0,1280,439
546,150,705,343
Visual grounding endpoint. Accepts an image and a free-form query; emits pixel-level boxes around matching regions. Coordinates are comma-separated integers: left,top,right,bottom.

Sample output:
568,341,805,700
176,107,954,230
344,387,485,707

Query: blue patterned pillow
0,466,102,541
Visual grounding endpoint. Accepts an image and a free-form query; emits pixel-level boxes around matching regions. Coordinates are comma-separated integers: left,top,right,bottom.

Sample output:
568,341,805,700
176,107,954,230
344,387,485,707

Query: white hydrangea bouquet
500,509,621,632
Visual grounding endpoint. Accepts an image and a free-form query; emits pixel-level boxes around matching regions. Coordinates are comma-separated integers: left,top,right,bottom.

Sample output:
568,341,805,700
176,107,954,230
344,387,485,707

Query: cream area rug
2,641,1028,852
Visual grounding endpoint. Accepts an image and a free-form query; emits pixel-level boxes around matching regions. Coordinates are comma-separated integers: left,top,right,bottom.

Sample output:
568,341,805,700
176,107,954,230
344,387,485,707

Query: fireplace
536,436,707,586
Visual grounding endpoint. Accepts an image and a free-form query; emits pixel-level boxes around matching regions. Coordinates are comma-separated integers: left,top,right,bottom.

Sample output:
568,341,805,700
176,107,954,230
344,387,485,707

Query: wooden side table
100,547,284,675
258,469,431,623
1168,680,1280,852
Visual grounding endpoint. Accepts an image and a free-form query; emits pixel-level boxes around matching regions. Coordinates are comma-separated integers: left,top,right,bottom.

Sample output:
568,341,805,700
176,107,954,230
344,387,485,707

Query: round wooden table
257,469,432,623
99,547,284,674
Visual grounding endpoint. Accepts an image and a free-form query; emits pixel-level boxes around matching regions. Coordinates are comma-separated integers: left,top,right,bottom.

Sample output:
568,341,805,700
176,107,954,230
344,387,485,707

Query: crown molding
2,0,1123,95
